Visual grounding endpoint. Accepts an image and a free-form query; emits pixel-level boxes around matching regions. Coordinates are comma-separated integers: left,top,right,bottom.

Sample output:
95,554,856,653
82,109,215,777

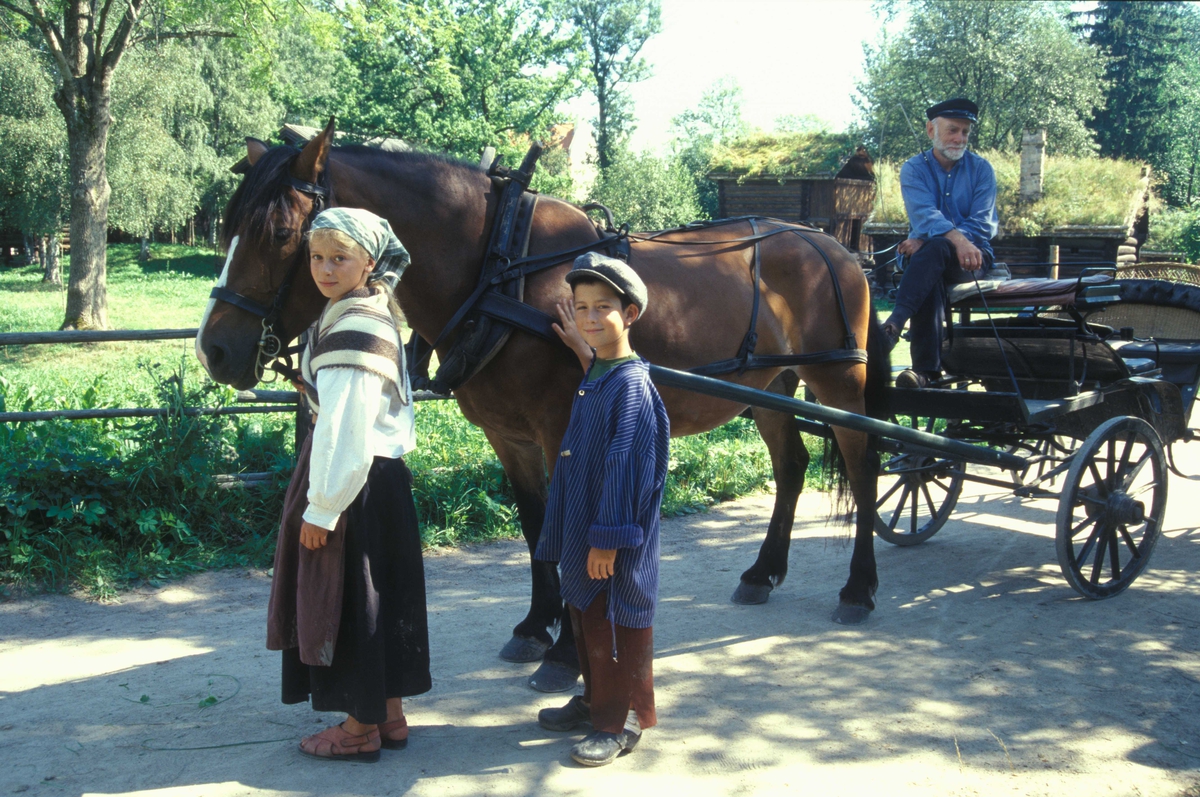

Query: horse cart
653,269,1200,600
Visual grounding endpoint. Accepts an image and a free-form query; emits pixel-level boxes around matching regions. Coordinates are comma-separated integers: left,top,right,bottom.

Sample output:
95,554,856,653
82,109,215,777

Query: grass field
0,244,812,595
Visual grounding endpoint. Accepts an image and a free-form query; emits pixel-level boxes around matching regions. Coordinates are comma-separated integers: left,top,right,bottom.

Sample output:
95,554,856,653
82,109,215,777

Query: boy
534,251,670,767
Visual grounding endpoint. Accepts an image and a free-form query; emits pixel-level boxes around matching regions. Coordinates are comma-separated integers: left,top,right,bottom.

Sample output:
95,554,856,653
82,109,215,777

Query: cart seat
949,274,1116,309
941,316,1133,399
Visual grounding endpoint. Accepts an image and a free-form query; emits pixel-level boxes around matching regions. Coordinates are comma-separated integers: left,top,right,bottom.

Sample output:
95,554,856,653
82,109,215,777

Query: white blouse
302,367,416,530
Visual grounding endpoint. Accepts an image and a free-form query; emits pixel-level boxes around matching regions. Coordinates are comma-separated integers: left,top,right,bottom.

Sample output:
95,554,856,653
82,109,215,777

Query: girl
266,207,430,763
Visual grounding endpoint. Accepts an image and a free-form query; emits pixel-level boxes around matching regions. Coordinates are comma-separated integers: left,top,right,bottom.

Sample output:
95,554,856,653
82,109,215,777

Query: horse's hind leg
484,430,581,690
733,370,811,605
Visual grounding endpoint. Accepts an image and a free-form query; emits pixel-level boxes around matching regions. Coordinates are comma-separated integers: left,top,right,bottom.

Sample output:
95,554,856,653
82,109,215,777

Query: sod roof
868,150,1151,235
707,132,859,178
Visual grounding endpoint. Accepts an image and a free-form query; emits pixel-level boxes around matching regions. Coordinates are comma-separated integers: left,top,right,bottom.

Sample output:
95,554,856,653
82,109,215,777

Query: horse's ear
292,117,336,183
246,137,269,167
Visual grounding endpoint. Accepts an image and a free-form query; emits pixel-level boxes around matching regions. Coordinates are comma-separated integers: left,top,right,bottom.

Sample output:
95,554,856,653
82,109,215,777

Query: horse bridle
209,174,329,383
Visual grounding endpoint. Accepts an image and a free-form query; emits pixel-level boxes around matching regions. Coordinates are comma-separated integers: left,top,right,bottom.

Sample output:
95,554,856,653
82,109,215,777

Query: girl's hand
300,521,330,550
587,547,617,579
552,298,593,369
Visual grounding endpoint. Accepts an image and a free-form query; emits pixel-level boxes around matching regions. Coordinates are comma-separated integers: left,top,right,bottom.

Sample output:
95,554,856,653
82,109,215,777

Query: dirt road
3,447,1200,796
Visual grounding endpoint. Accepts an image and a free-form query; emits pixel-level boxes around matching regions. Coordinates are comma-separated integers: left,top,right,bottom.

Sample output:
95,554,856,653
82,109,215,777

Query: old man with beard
882,98,1000,389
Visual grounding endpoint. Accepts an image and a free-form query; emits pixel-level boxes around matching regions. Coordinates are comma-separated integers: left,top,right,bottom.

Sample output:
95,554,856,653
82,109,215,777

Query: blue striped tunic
534,357,670,629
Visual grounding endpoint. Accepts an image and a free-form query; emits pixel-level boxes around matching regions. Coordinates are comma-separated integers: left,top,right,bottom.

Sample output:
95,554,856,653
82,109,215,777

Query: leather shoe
570,729,639,767
895,369,937,389
538,695,591,732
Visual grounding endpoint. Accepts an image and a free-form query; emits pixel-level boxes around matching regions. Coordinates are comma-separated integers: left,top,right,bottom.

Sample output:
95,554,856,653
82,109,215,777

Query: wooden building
706,136,877,251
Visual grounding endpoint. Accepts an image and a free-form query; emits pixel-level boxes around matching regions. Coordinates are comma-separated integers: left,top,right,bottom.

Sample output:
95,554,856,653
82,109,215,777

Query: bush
1144,205,1200,261
589,149,702,231
0,358,290,597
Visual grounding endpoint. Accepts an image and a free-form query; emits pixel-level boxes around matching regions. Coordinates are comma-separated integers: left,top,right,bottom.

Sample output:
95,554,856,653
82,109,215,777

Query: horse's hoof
731,582,772,605
830,603,872,625
528,660,581,693
499,635,550,663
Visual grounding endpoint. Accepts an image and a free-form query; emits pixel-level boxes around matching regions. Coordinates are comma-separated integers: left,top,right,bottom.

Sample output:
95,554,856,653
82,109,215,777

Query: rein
210,174,330,383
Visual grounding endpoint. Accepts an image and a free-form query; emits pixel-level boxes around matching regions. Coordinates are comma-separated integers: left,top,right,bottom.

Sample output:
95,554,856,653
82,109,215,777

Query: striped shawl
300,287,405,415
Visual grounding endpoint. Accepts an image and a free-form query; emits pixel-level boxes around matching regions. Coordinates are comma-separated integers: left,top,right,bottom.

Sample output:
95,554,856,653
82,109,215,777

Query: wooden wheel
1056,416,1167,599
875,416,965,546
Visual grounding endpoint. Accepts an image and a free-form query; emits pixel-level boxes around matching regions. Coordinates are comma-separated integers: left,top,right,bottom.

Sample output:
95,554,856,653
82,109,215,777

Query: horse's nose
206,341,228,368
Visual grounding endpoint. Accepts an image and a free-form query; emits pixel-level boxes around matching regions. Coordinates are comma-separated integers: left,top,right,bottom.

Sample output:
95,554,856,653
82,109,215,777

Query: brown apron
266,434,349,666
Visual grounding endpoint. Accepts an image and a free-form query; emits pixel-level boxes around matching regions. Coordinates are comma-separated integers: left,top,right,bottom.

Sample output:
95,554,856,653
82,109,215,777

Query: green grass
1,243,793,595
871,151,1148,234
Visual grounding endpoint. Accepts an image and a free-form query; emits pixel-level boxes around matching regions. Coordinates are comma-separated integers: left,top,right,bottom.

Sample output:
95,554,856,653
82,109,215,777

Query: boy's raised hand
587,547,617,579
552,298,594,370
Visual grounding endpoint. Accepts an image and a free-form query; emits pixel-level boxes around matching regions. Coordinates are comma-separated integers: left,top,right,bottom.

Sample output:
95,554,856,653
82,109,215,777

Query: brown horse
197,122,889,691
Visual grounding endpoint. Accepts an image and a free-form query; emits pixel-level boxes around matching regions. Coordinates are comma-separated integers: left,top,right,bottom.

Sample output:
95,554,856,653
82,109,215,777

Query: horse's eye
273,228,294,242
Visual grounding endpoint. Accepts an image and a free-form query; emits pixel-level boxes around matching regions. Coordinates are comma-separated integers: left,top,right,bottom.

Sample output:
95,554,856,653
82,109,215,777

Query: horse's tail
824,303,892,523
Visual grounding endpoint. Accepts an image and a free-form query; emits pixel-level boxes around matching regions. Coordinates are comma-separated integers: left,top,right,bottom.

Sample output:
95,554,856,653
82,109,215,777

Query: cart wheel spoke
1089,527,1110,585
876,476,906,507
920,481,939,518
1117,524,1141,557
1108,526,1123,579
1069,516,1093,539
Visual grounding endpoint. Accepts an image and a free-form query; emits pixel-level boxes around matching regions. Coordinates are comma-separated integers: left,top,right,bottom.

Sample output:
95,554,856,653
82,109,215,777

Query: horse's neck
326,150,493,343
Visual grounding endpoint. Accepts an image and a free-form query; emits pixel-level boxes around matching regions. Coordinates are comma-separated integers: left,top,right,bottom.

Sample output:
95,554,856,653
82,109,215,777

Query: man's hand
587,547,617,579
552,298,594,371
946,229,984,271
300,521,330,551
897,238,925,256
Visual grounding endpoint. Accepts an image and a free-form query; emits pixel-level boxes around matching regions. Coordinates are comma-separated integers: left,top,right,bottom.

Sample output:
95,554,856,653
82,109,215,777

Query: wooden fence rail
0,328,448,427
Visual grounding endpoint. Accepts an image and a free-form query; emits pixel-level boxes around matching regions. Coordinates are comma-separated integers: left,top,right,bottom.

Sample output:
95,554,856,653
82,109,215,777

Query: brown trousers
570,591,656,734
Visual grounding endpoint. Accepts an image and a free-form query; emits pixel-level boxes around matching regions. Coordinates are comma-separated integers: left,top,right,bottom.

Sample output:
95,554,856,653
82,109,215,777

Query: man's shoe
895,369,937,389
569,729,639,767
881,321,902,353
538,695,591,732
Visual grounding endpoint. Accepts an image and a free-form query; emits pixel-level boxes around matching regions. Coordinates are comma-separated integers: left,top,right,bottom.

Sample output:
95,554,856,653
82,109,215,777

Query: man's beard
935,140,967,161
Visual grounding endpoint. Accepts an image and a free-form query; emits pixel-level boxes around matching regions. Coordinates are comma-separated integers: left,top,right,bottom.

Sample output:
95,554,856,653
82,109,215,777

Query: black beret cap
926,98,978,122
566,252,648,314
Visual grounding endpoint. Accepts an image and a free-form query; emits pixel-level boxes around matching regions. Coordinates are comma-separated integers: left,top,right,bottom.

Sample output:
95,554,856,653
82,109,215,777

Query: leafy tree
1078,1,1200,205
106,45,208,257
338,0,583,161
0,40,68,282
589,146,700,231
669,77,746,218
563,0,660,169
0,0,273,329
858,1,1105,159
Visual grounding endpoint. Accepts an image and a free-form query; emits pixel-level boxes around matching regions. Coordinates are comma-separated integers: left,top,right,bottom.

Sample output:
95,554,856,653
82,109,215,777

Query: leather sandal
538,695,591,732
378,715,409,750
894,369,938,389
570,729,639,767
298,722,381,763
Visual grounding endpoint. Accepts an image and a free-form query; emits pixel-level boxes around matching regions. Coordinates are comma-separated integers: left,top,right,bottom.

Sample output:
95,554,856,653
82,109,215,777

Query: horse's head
196,121,336,389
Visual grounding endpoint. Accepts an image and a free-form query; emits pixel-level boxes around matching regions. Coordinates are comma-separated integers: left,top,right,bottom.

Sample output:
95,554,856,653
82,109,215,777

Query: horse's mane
221,145,304,250
221,144,486,249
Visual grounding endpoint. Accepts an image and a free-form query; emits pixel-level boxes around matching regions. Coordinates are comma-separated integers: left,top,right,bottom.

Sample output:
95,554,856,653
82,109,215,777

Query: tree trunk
43,234,62,285
59,82,112,330
139,235,150,261
22,234,38,267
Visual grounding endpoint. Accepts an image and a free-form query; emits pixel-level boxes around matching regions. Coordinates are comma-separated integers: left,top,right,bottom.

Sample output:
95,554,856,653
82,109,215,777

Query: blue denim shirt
900,149,999,257
533,357,670,629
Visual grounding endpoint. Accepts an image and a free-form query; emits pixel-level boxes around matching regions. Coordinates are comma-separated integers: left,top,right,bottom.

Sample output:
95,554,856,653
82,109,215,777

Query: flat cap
565,252,648,314
926,97,978,122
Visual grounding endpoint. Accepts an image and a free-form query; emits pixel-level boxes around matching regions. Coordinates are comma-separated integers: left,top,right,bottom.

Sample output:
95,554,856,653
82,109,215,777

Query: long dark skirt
279,453,432,724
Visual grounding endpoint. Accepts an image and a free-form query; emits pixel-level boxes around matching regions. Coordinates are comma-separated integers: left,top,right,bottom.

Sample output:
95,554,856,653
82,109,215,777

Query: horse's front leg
483,430,581,692
733,371,810,605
